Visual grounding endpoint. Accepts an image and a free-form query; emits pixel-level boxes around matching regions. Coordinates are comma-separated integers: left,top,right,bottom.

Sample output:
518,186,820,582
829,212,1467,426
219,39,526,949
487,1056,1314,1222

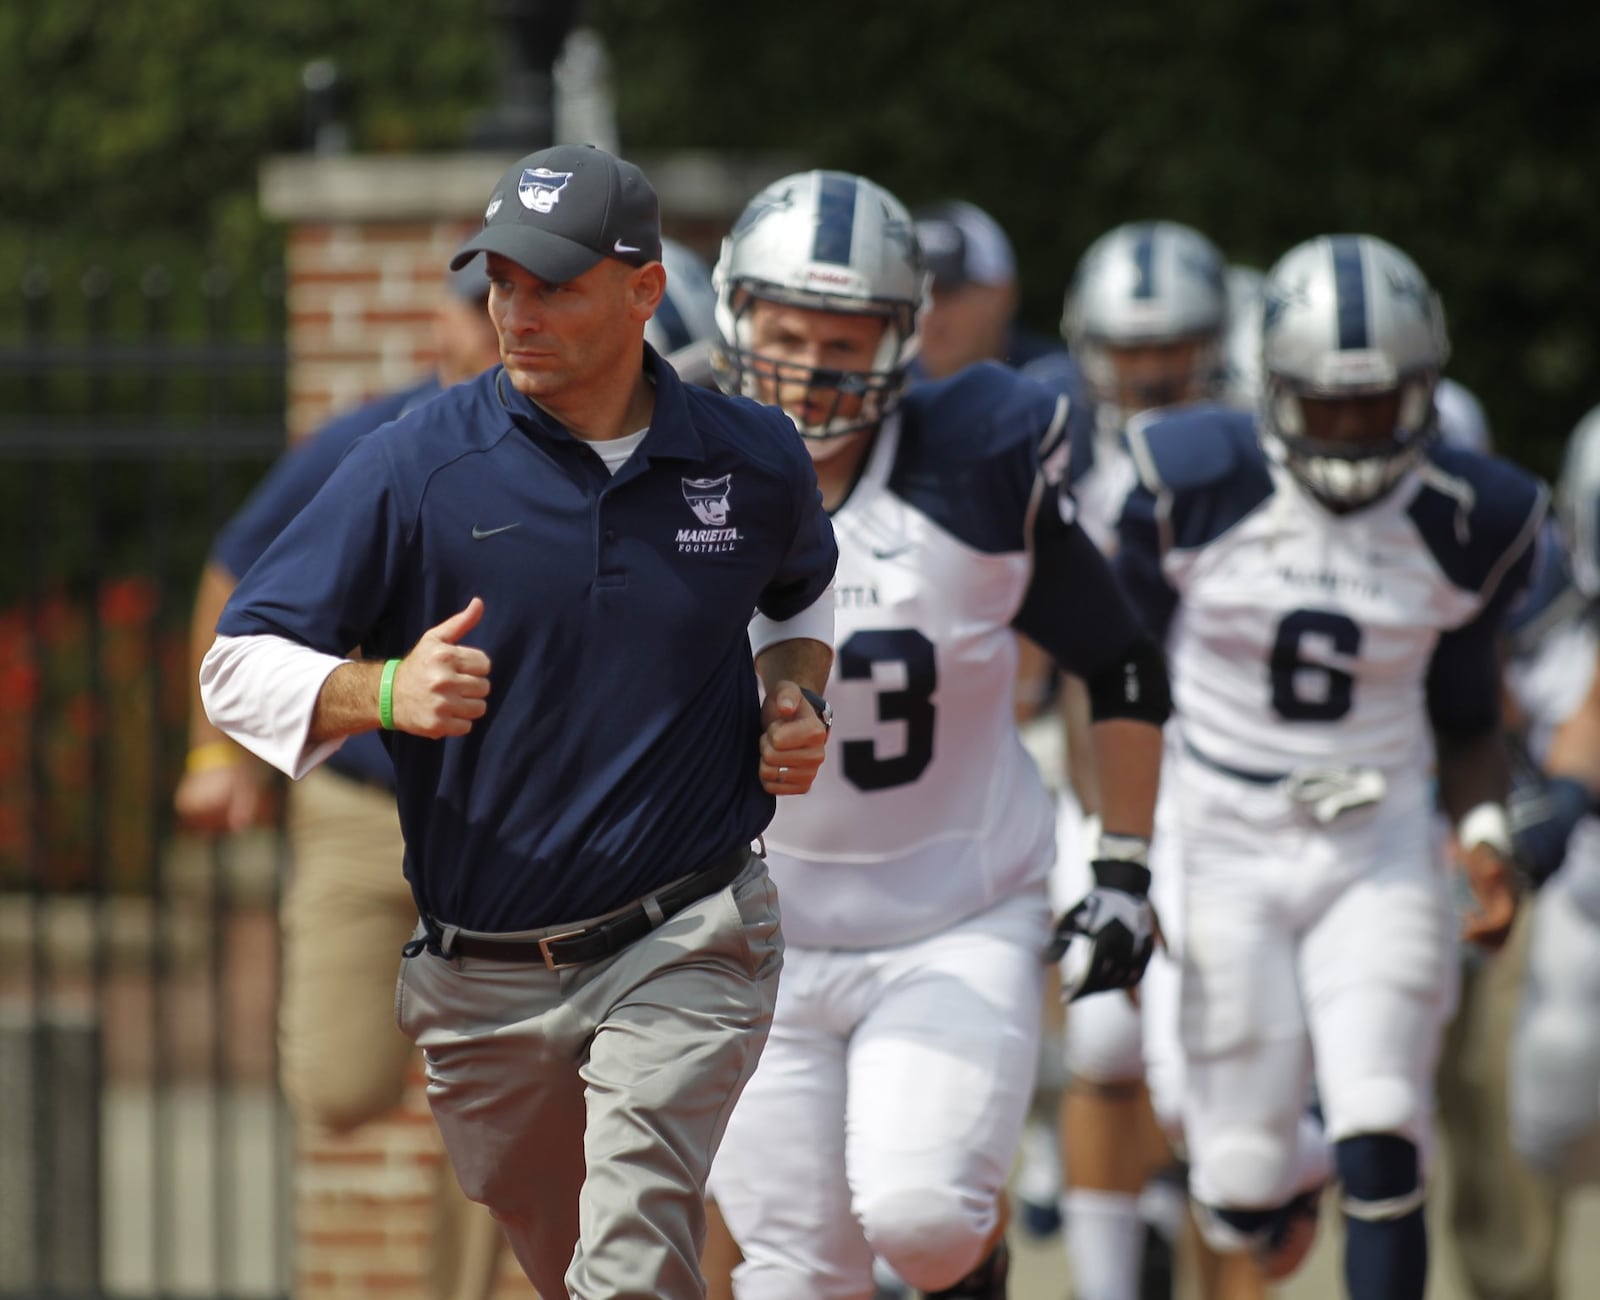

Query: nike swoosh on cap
615,239,641,255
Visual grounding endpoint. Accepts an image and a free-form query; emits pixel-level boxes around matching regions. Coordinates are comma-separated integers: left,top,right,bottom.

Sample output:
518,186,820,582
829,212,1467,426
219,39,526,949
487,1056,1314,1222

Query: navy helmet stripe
1330,236,1369,350
1131,224,1157,299
812,173,859,266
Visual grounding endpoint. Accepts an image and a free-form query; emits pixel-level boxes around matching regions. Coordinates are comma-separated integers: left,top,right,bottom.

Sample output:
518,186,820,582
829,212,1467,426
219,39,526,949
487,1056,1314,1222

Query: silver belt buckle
1285,766,1387,825
537,928,587,971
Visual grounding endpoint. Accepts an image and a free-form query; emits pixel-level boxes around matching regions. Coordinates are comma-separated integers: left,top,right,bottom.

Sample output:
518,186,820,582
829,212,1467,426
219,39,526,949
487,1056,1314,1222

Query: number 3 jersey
764,364,1151,949
1113,405,1545,788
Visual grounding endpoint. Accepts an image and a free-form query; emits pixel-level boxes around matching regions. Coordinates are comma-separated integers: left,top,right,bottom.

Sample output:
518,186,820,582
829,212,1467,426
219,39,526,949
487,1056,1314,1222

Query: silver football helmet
1062,221,1228,413
1261,234,1449,510
1556,403,1600,597
1219,264,1266,409
712,170,928,440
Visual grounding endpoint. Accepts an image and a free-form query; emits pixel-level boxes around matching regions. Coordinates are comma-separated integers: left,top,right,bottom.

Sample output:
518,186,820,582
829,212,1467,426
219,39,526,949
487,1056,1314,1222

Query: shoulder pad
1124,405,1259,495
1123,406,1272,552
890,363,1061,555
1410,444,1549,596
899,362,1062,464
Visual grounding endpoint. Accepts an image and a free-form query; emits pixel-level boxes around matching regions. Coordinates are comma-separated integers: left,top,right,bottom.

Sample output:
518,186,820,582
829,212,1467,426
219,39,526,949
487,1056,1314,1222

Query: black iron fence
0,261,292,1299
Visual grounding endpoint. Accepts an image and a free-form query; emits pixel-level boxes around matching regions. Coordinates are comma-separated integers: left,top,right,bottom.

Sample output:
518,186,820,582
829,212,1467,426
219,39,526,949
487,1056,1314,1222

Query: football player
703,170,1170,1300
1112,233,1542,1300
1509,403,1600,1185
1037,221,1255,1300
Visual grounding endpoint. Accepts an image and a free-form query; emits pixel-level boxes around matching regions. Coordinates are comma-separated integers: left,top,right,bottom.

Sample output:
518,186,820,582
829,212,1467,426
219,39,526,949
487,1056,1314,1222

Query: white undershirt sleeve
200,634,353,779
748,580,835,659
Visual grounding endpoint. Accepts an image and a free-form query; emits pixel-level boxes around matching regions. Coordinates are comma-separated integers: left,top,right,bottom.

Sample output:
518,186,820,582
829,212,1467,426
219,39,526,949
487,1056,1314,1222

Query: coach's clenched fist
387,598,493,738
758,681,829,795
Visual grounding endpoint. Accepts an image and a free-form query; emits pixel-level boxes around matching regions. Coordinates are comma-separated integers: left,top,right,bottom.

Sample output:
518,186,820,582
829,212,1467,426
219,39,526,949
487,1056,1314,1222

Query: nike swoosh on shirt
871,544,912,561
471,523,521,540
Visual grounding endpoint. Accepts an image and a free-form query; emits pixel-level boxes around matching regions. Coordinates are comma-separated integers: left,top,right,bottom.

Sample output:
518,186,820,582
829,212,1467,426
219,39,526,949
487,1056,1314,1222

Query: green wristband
378,658,401,731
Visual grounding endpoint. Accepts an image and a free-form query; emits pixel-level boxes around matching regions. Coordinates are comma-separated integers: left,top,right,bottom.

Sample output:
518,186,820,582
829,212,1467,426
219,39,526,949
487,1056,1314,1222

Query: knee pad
1063,991,1145,1084
1334,1134,1424,1222
1191,1126,1297,1211
859,1188,990,1293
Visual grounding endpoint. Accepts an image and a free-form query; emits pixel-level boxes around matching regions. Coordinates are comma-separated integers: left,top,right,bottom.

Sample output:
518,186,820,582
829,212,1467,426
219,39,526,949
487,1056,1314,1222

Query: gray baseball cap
450,144,662,284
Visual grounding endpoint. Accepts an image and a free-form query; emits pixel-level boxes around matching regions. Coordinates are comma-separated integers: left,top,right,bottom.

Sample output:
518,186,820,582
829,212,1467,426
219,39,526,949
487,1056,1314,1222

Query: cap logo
519,168,573,213
484,196,503,221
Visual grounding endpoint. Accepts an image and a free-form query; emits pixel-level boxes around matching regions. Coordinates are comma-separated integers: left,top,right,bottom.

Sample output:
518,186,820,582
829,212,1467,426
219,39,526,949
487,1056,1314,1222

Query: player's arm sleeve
1111,480,1179,643
1427,528,1541,740
208,434,411,770
1011,478,1152,681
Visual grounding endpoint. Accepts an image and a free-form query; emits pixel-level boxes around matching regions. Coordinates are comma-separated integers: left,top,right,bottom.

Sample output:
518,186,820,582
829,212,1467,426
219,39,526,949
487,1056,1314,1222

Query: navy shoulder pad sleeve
1506,517,1589,657
1124,405,1272,551
1409,445,1549,599
889,362,1067,554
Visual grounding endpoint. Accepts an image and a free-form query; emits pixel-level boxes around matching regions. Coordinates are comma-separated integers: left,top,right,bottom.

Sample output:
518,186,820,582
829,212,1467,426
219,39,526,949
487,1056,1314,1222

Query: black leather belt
442,846,751,971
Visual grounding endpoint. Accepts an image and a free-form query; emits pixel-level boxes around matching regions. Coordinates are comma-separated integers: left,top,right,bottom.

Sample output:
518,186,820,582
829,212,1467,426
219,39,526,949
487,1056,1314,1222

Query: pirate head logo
518,168,573,214
682,474,732,526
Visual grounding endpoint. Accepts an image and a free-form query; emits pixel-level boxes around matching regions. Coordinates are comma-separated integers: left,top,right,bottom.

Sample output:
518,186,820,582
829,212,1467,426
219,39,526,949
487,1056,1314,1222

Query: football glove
1046,857,1157,1002
1510,773,1594,887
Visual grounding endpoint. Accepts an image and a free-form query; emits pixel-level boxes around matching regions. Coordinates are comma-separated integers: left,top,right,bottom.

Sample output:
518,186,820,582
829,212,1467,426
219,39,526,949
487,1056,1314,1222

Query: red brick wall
294,1060,535,1299
284,221,475,442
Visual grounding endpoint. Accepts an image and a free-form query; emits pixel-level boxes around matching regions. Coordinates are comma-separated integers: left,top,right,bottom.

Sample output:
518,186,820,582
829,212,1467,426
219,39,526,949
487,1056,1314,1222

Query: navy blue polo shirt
212,377,441,790
217,349,837,931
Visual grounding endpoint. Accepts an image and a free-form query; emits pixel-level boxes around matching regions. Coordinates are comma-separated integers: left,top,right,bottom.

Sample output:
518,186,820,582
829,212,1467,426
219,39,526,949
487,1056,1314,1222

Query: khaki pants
282,767,506,1300
397,854,783,1300
1435,911,1565,1300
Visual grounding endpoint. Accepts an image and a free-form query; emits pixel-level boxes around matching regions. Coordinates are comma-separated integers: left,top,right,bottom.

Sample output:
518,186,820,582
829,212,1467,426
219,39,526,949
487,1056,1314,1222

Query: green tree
2,0,1596,472
595,0,1600,475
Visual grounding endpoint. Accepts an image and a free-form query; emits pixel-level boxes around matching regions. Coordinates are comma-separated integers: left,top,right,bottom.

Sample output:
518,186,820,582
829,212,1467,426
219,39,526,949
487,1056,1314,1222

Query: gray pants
396,855,783,1300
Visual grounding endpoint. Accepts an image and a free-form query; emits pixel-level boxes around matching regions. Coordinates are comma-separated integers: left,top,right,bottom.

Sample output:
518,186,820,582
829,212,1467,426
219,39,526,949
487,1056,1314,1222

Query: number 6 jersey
763,364,1149,949
1113,405,1545,790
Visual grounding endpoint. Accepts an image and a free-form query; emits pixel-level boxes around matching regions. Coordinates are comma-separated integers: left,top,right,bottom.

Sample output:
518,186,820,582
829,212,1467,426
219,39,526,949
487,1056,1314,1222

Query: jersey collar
494,345,705,464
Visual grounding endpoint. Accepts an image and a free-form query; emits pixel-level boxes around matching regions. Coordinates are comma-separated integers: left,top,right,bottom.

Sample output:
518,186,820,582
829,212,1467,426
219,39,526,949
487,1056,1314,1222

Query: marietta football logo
682,475,732,526
518,168,572,213
678,475,741,553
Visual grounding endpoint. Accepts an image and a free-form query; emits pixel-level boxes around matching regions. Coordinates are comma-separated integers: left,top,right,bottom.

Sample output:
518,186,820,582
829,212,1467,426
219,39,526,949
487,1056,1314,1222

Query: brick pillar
258,147,804,1300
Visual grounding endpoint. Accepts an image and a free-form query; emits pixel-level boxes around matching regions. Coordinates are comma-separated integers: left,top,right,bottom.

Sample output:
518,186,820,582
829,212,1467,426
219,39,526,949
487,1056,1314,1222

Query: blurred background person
1421,372,1568,1300
1044,220,1252,1300
911,199,1066,379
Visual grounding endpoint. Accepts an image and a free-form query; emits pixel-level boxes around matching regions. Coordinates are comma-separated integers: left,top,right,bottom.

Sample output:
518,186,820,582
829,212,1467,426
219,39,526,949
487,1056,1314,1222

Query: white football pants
709,888,1049,1299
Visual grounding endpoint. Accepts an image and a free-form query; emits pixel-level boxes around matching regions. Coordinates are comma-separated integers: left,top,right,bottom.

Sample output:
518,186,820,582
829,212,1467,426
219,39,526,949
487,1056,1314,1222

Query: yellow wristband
185,741,241,775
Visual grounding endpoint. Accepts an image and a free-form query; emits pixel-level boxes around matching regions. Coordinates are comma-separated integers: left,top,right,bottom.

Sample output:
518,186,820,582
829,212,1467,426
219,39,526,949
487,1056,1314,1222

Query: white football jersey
764,370,1072,949
1118,408,1545,788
